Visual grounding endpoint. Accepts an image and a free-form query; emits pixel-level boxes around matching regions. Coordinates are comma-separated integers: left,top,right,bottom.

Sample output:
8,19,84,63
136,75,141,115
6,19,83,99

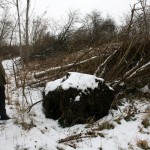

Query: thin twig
27,99,43,112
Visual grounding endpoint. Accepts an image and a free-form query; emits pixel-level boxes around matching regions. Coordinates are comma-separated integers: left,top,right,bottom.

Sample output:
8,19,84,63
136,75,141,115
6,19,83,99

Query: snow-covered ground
0,59,150,150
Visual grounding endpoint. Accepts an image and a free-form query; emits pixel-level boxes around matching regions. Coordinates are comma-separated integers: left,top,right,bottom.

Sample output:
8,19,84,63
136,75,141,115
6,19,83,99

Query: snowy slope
0,59,149,150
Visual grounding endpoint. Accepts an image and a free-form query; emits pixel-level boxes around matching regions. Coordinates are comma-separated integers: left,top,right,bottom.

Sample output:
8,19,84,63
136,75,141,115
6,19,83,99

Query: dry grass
137,139,149,149
141,118,150,128
27,43,120,80
96,121,115,131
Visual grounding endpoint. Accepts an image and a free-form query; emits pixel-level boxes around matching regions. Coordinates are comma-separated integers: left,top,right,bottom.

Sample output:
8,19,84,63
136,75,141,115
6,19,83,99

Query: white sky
32,0,137,24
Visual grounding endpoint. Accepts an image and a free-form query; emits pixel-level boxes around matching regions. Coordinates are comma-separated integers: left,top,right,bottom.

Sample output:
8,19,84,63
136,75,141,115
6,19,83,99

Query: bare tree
9,17,17,46
94,1,150,92
25,0,30,63
12,0,23,67
0,8,12,46
0,0,9,8
30,15,49,53
55,11,78,51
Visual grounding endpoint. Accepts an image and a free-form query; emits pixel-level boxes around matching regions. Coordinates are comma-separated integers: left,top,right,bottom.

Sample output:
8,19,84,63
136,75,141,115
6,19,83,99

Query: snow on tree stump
43,72,115,127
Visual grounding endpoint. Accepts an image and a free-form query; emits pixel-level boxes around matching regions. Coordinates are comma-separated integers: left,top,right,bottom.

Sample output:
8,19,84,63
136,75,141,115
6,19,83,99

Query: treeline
0,8,118,59
31,11,117,57
0,0,150,64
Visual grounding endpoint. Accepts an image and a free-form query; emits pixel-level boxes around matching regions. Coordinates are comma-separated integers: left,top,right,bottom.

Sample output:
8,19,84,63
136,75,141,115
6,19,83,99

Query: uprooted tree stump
43,72,115,127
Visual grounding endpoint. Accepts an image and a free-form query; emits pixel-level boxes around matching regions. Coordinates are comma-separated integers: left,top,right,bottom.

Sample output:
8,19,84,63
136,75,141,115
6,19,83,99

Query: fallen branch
27,99,43,113
94,49,118,76
59,131,98,143
34,47,98,79
58,133,82,143
34,56,98,79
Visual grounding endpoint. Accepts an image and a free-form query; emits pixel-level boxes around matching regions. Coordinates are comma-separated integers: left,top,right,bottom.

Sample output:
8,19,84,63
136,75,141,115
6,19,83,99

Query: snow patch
45,72,106,95
141,85,150,93
74,95,80,101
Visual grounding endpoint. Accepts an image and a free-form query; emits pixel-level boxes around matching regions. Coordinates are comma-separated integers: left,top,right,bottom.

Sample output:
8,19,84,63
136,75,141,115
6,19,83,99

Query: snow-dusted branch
94,49,118,76
34,56,98,79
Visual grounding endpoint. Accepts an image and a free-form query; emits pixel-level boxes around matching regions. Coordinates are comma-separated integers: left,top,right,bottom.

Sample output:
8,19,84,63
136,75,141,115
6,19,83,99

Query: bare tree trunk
9,21,17,46
139,0,149,40
26,0,30,64
0,8,12,46
16,0,24,68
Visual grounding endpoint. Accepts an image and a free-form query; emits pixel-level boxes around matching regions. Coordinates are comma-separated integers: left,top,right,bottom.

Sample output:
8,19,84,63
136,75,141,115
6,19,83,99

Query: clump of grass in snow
137,139,150,149
141,118,150,128
97,121,114,131
114,117,122,124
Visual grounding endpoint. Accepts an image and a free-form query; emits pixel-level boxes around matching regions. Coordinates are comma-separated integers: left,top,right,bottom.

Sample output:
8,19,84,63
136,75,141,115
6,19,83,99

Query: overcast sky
31,0,137,24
